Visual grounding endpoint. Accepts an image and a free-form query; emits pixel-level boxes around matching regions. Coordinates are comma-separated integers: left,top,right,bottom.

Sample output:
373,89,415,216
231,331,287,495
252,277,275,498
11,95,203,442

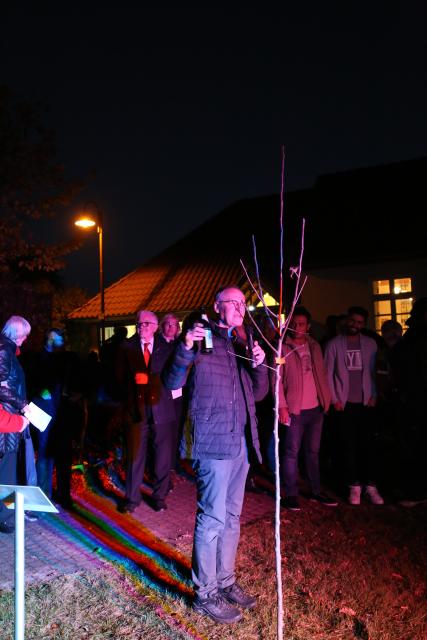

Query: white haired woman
0,316,32,533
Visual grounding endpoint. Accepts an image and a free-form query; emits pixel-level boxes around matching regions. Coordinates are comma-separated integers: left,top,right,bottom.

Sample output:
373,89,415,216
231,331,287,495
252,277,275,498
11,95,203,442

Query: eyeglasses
136,322,158,328
218,299,247,309
164,322,179,327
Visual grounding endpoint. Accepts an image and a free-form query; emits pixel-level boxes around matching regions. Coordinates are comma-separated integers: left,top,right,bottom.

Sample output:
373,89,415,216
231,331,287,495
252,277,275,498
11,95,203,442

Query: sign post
0,485,59,640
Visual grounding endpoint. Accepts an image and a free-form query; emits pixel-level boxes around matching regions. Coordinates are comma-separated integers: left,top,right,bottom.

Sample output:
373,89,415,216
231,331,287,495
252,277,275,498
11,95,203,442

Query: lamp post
74,202,105,346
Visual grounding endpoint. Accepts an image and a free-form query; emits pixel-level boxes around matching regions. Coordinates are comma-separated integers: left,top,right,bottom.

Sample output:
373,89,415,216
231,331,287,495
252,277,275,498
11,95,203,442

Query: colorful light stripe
40,468,207,640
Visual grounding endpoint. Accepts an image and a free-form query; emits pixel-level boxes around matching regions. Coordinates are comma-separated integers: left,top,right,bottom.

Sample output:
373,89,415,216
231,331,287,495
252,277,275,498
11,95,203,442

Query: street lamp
74,202,105,346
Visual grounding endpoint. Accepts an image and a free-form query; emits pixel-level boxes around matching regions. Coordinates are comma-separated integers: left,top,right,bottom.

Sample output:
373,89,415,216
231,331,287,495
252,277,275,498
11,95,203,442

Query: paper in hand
23,402,52,432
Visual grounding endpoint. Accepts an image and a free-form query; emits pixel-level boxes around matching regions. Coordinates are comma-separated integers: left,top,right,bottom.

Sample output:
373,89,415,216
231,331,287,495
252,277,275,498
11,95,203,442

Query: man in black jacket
117,310,176,512
163,286,268,624
24,328,81,507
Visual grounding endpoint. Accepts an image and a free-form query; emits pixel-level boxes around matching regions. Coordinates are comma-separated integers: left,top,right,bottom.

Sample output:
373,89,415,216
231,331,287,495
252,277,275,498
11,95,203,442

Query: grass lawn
0,500,425,639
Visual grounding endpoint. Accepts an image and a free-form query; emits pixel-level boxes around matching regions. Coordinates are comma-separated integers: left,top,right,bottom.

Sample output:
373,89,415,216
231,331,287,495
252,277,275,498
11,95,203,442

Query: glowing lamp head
75,217,96,229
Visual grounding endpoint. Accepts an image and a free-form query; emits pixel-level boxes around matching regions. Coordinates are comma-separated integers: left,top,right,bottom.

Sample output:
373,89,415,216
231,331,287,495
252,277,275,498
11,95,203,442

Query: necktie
143,343,150,367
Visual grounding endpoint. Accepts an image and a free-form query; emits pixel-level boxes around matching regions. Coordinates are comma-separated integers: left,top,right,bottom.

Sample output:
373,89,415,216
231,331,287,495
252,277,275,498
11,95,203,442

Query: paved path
0,472,276,590
0,508,107,589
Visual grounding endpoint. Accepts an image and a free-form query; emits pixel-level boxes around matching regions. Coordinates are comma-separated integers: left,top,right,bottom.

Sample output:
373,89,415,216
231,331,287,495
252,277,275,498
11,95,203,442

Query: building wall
302,274,369,327
302,257,427,330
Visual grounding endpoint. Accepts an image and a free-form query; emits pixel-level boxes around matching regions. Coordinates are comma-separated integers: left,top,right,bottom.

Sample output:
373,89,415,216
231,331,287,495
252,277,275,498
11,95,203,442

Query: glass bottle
200,306,213,354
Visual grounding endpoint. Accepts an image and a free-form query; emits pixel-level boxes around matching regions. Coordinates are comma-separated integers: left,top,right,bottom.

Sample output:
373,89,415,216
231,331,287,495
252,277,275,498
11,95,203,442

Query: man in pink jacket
276,307,337,511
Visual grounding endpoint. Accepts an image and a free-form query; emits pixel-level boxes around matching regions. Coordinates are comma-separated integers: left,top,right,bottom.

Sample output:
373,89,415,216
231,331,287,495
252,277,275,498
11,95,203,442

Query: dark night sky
2,3,427,293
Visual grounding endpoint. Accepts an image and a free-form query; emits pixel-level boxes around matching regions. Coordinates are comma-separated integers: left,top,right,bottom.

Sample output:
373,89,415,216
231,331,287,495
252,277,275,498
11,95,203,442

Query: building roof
69,157,427,322
68,256,252,320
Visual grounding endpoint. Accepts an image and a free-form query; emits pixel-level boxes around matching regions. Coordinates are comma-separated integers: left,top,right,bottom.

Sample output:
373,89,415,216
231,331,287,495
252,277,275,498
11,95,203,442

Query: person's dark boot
193,592,242,623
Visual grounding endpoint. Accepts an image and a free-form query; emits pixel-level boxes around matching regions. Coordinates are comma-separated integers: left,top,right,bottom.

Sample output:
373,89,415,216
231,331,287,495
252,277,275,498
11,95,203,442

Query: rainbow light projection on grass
42,470,206,640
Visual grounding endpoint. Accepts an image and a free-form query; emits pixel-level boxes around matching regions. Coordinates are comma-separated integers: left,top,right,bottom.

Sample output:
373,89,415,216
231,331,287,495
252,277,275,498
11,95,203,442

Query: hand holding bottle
184,307,214,353
184,324,206,350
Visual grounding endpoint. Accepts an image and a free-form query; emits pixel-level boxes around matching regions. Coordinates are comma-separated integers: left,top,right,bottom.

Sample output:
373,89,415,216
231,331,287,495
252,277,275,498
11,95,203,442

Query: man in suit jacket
117,310,176,512
159,313,183,473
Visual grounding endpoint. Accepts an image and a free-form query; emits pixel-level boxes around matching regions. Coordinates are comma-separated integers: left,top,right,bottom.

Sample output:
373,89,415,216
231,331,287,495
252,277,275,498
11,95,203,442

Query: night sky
2,3,427,293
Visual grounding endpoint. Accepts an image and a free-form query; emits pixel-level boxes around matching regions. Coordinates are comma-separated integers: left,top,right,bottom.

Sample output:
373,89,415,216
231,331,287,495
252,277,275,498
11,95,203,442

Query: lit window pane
396,314,410,332
373,280,390,295
393,277,412,294
395,298,413,314
257,292,279,307
375,315,392,331
125,324,137,337
104,327,114,340
374,300,391,315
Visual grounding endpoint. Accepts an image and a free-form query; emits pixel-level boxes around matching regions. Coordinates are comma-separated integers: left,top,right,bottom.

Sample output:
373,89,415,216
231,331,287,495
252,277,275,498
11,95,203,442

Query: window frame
372,277,414,332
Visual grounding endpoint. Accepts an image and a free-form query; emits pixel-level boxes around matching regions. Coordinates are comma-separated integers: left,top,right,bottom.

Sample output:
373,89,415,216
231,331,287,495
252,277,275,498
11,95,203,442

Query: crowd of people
0,290,426,625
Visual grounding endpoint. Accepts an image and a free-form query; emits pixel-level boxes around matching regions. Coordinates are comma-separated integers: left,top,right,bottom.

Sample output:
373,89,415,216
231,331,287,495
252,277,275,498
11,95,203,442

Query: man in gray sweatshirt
324,306,384,505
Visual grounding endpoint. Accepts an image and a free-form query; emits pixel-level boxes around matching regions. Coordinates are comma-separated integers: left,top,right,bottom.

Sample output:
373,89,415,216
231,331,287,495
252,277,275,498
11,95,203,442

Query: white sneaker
365,485,384,505
348,485,361,505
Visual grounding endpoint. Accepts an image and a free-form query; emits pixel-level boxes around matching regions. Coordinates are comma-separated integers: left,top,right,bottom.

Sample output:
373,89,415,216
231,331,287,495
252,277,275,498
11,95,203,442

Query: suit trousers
126,419,175,506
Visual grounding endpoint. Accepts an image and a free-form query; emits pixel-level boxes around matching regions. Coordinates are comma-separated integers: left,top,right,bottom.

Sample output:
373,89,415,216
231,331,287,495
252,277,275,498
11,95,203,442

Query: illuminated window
372,278,413,332
125,324,137,337
105,324,137,340
393,278,411,294
106,322,183,340
256,292,280,307
373,280,390,295
374,300,391,316
105,327,113,340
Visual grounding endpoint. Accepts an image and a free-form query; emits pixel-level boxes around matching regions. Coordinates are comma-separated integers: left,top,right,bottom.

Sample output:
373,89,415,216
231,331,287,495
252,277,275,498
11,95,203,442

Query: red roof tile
68,258,250,320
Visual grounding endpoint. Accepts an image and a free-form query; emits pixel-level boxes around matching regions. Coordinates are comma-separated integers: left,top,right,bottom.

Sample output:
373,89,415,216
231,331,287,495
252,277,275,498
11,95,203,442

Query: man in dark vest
163,286,268,624
117,310,176,513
